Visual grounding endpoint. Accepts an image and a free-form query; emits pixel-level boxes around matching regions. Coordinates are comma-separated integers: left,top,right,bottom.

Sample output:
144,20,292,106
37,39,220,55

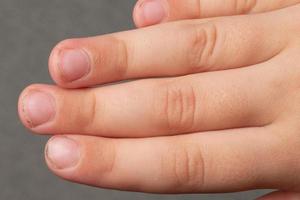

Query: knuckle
80,138,117,184
160,140,205,191
155,81,197,132
85,91,98,131
83,91,100,132
91,36,129,81
187,23,219,72
67,90,100,133
97,140,117,175
116,38,129,77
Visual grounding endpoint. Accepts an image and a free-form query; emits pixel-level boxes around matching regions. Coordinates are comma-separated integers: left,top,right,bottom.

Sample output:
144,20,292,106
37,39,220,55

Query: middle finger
19,64,282,137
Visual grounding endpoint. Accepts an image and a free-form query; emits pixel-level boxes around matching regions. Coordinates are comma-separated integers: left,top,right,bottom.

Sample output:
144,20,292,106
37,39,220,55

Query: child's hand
18,2,300,199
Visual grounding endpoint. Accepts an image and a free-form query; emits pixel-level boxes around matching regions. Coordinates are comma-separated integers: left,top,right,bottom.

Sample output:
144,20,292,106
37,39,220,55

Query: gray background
0,0,270,199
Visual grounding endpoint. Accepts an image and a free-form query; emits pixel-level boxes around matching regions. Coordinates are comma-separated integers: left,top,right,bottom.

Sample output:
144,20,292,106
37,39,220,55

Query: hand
18,2,300,199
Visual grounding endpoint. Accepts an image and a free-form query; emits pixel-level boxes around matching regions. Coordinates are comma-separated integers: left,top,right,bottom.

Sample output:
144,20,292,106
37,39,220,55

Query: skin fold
18,1,300,199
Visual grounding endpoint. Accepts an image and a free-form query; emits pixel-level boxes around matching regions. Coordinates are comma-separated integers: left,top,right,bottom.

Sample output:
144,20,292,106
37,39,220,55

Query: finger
45,127,291,193
49,12,288,88
258,191,300,200
19,66,282,137
133,0,300,27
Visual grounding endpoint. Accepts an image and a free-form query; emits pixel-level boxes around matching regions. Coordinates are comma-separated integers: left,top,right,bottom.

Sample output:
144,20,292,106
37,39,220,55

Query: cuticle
45,139,61,170
79,48,92,78
22,92,34,128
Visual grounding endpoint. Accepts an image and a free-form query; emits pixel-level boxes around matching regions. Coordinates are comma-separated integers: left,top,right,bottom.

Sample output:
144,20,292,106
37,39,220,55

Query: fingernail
23,91,55,127
60,49,90,82
46,136,81,169
141,0,166,25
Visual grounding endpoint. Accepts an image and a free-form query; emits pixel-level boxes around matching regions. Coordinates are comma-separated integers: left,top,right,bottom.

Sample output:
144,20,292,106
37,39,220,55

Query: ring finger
49,10,290,89
45,126,293,193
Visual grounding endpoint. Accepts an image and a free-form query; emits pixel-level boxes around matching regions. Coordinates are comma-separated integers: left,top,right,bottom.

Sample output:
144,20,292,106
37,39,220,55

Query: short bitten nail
23,91,55,127
46,136,81,169
60,49,91,82
141,0,166,25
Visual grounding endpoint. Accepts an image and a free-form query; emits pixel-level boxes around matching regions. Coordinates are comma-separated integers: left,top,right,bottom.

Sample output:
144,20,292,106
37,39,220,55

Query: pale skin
18,0,300,199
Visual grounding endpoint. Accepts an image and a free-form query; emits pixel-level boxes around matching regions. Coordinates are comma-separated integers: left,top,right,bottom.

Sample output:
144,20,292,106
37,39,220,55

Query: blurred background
0,0,270,199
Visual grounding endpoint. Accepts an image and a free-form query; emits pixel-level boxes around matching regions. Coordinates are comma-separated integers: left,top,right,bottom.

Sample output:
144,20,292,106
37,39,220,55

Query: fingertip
48,40,67,87
18,84,57,131
133,0,167,28
133,1,146,28
18,84,44,130
18,86,30,129
44,135,84,184
45,136,81,170
49,39,91,89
